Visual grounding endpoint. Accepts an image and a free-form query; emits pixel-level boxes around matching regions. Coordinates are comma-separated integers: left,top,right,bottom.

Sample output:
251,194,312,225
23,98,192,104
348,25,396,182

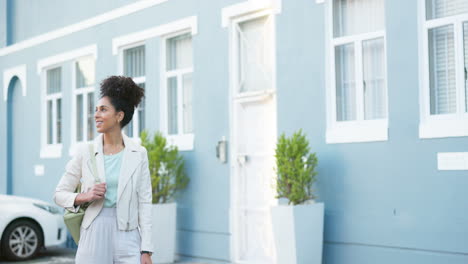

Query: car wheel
1,220,43,261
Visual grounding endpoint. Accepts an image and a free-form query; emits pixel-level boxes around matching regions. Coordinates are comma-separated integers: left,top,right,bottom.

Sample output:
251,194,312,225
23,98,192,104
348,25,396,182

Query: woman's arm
53,144,85,212
138,148,154,254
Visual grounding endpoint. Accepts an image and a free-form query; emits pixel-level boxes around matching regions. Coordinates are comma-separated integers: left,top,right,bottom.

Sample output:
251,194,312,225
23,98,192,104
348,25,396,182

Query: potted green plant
271,129,324,264
141,130,189,264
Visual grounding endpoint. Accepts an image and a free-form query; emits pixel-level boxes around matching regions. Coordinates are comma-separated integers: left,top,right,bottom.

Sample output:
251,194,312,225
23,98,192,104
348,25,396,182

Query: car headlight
33,203,62,215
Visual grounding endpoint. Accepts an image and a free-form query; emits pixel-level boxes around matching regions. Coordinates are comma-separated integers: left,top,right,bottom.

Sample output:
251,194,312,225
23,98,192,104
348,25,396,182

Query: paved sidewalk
0,248,204,264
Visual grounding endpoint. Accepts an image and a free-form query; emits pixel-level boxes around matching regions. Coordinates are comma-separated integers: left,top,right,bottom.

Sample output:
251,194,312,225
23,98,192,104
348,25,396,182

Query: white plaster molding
326,120,388,144
167,134,195,151
420,118,468,138
112,16,198,55
3,65,27,101
221,0,282,27
34,165,45,176
438,152,468,170
0,0,169,56
36,44,97,74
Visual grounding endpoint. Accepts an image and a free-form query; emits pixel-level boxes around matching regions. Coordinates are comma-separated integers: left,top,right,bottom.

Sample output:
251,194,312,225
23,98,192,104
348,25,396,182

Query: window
236,15,273,93
162,32,194,150
45,67,63,145
420,0,468,138
73,56,96,144
327,0,388,143
122,45,146,138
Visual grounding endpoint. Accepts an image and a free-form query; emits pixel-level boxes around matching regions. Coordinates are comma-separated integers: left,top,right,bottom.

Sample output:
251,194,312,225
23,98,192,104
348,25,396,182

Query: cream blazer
54,133,153,252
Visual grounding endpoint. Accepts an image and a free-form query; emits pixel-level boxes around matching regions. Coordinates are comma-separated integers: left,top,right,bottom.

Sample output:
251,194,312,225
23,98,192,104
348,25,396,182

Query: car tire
1,219,43,261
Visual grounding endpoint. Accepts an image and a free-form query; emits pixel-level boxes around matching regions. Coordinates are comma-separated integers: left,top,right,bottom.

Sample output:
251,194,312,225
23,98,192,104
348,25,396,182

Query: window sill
419,118,468,139
326,120,388,144
167,133,194,151
40,144,63,159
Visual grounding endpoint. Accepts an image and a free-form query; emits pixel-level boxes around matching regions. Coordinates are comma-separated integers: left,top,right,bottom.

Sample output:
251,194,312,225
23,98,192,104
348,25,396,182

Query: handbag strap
88,144,101,184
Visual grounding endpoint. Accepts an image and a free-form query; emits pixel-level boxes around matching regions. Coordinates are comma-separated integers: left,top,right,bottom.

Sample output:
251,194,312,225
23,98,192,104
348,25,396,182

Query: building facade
1,0,467,263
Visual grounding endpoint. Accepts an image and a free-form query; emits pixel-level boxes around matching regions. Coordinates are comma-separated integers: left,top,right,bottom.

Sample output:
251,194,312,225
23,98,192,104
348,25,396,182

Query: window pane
183,74,193,134
335,43,356,121
138,83,146,135
166,33,192,71
238,16,273,93
47,67,61,95
77,94,83,141
333,0,385,38
168,77,178,135
47,100,53,144
464,22,468,112
426,0,468,20
76,57,95,88
429,25,456,115
124,46,145,78
57,98,62,144
363,37,386,120
87,92,95,140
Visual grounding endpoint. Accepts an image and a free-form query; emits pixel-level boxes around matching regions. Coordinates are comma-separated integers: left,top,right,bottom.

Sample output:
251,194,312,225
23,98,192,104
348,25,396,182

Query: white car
0,194,67,261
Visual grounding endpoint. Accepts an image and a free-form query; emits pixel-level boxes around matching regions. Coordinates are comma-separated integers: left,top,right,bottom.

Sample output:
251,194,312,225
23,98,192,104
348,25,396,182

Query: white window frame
160,29,196,151
418,0,468,138
38,44,98,158
69,56,96,156
41,66,63,158
325,0,389,144
118,41,147,141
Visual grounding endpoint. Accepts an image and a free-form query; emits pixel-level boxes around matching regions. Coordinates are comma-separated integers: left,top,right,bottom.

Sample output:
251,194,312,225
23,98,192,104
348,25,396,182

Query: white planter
271,202,324,264
151,203,177,264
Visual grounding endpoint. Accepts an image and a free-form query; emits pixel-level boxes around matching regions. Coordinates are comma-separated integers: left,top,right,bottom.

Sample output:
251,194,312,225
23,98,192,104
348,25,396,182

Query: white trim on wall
438,152,468,170
0,0,169,56
3,65,27,101
221,0,282,27
112,16,198,55
37,45,98,74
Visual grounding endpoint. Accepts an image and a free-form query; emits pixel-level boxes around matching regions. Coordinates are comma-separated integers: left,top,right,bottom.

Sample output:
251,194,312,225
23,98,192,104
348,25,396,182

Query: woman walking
54,76,153,264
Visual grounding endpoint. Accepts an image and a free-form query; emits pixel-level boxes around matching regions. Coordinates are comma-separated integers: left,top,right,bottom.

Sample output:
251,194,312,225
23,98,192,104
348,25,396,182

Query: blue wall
276,0,468,263
1,0,467,263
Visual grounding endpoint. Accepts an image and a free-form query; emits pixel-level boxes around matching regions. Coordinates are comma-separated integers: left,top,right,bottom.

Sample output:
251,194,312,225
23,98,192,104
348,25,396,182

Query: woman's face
94,96,124,134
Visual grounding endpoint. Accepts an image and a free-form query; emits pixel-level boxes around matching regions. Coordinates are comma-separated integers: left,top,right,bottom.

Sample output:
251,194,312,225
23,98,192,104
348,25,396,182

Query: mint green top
103,149,124,208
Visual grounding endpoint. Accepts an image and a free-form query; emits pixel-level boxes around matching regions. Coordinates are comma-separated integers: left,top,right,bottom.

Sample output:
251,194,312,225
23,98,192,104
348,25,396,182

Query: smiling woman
54,76,154,264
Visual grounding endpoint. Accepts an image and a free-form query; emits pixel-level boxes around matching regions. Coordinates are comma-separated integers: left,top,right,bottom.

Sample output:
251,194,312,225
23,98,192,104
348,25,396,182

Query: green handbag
63,144,100,244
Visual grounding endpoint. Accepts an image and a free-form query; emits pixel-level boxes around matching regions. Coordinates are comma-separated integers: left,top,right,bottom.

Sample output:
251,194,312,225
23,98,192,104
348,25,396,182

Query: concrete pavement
0,247,206,264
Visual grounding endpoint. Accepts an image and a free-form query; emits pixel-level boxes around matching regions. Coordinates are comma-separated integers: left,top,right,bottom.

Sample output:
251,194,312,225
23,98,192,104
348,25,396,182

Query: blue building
1,0,467,263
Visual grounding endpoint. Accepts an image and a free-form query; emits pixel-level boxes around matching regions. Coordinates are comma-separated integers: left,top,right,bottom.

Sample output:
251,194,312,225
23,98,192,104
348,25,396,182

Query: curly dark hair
99,76,145,129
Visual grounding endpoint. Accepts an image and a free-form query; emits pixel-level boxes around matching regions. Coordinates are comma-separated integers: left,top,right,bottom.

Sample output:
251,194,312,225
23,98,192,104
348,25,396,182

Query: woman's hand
74,183,106,206
140,253,152,264
86,183,107,202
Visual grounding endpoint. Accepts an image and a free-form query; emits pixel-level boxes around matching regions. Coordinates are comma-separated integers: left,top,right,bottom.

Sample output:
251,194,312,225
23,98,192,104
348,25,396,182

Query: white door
230,13,277,264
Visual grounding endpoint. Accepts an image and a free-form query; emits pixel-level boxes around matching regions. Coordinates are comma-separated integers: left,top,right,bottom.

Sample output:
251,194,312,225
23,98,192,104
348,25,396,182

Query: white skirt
75,208,141,264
